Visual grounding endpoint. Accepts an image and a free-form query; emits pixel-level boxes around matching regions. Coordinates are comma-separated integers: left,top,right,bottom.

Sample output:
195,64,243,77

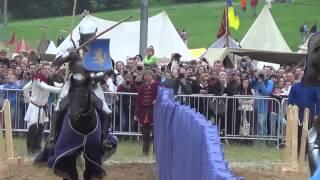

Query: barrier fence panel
175,94,284,146
0,89,56,133
281,98,289,143
0,89,140,136
1,88,289,145
104,92,140,136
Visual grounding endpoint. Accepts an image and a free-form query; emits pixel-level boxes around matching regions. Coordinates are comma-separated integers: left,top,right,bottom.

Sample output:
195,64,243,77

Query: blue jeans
258,113,268,136
269,112,278,136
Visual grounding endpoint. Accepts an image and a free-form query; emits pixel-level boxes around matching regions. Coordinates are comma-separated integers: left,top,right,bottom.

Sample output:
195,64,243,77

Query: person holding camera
167,53,183,71
251,67,274,137
134,55,143,66
162,70,192,95
177,72,193,95
238,56,257,74
117,73,138,132
136,62,144,72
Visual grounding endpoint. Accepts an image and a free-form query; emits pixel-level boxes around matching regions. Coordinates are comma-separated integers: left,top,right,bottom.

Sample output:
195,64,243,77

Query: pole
3,0,8,46
225,0,229,48
139,0,148,57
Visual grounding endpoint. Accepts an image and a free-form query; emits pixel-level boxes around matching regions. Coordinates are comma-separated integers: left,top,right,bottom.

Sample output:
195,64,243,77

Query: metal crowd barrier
0,88,55,133
174,94,284,147
0,88,287,146
104,91,140,136
281,98,289,142
0,89,140,136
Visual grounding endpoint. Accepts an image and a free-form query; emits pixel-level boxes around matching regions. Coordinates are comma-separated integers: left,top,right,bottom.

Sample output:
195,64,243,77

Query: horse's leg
70,154,79,180
83,159,95,180
83,156,105,180
60,154,79,180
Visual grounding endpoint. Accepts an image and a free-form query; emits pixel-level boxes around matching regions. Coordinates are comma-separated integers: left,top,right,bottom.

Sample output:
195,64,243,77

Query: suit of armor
49,22,115,155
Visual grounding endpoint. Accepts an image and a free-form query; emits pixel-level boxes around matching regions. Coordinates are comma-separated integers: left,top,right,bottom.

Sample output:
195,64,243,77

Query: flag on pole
226,0,240,31
7,32,16,45
217,10,228,38
228,6,240,30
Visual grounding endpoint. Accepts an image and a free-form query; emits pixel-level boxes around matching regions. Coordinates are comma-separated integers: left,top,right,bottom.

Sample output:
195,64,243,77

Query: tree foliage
7,0,133,19
173,0,216,2
7,0,217,19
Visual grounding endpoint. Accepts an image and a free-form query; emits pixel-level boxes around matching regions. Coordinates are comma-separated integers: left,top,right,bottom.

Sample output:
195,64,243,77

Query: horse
302,32,320,177
35,55,116,180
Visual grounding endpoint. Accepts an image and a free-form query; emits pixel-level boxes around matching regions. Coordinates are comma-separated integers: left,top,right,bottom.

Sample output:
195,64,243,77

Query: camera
123,70,128,75
173,53,181,60
137,66,143,71
200,57,208,64
160,66,165,72
178,73,185,79
258,73,265,80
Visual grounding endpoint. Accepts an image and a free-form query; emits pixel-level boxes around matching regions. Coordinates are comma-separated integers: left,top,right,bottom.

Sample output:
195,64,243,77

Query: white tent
240,6,292,52
297,34,312,53
202,48,230,65
57,12,192,62
45,41,57,55
202,34,240,66
209,34,239,48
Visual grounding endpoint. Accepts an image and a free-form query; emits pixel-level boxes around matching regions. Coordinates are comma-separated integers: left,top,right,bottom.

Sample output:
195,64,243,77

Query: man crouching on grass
134,70,159,156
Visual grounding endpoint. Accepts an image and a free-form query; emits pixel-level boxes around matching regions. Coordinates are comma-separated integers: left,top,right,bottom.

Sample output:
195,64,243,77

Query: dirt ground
4,162,309,180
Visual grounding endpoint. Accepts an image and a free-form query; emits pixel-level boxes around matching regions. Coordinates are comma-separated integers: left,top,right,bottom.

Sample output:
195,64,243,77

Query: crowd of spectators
0,45,316,140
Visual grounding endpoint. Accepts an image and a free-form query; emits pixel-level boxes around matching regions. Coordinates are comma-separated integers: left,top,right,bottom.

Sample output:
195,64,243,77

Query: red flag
7,32,16,45
16,39,26,53
216,10,229,38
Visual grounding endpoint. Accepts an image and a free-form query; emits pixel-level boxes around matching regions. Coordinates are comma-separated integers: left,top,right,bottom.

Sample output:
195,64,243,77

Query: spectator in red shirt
134,70,159,156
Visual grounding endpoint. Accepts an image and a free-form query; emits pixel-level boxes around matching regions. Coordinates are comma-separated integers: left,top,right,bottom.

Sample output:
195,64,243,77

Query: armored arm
53,46,78,67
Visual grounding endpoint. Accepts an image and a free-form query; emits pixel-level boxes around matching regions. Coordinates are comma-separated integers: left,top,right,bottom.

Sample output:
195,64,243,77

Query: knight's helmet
79,21,97,47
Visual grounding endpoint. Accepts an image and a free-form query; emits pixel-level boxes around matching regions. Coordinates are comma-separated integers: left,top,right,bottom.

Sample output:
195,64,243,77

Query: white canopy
240,6,292,52
56,12,192,62
202,48,230,65
297,34,312,53
209,34,239,48
45,41,57,55
203,47,305,66
202,34,240,65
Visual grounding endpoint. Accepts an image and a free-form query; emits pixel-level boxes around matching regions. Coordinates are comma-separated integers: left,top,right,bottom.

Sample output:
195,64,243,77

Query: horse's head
303,32,320,86
68,55,92,120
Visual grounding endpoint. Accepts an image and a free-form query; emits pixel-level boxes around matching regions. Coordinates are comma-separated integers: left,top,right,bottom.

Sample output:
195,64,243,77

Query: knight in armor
23,62,62,155
50,21,115,152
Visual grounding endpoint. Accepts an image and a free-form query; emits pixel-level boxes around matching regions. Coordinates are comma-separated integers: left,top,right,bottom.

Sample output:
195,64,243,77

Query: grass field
12,137,282,169
2,0,320,52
